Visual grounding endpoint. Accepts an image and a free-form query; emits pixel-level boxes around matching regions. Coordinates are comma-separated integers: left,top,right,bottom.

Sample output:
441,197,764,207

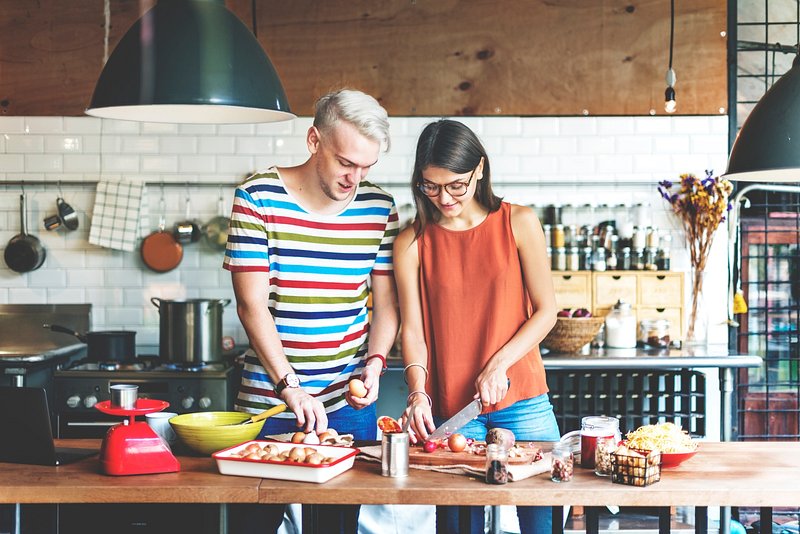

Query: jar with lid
485,443,509,484
580,247,593,270
594,435,616,476
638,319,671,348
567,247,581,271
607,235,619,270
604,300,637,348
657,234,672,270
632,248,645,270
564,224,578,248
591,247,607,271
552,224,565,249
580,415,620,469
550,442,574,482
632,226,647,250
620,247,632,270
646,226,659,249
542,224,552,249
644,247,658,271
552,247,566,271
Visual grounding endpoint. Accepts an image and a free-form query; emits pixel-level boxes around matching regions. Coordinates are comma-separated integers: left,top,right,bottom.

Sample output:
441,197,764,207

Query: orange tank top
418,202,549,418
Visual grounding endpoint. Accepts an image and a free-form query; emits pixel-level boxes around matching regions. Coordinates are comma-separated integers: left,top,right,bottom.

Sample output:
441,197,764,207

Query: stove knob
181,396,195,410
198,397,212,409
66,395,81,409
83,395,98,409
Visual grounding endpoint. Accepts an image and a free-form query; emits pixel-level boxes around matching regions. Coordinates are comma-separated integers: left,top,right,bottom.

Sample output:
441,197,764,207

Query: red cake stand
95,399,180,476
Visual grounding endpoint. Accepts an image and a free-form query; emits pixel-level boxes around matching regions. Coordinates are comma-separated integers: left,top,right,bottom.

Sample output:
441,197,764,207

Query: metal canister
381,432,409,477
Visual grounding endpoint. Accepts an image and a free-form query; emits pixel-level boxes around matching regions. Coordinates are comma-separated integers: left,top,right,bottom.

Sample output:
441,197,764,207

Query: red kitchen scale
95,399,180,476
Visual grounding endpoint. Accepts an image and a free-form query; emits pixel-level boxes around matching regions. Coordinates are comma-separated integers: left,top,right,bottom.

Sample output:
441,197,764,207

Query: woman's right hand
400,395,436,444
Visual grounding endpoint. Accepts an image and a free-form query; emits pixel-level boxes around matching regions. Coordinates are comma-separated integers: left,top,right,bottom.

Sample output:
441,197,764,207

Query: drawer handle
657,275,666,280
656,308,665,312
612,275,621,280
562,275,572,280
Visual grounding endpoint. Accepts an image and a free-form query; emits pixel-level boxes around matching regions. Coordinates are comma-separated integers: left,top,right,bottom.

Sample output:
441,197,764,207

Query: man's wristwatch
274,372,300,396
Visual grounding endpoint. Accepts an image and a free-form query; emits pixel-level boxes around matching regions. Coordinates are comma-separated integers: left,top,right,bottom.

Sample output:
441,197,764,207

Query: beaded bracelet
406,390,432,407
403,363,429,385
365,353,387,376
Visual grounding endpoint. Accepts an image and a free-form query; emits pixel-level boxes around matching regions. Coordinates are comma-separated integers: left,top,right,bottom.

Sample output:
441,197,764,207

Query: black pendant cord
252,0,258,37
668,0,675,70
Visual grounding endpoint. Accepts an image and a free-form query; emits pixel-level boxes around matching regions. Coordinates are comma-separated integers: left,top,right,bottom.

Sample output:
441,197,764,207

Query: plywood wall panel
0,0,726,118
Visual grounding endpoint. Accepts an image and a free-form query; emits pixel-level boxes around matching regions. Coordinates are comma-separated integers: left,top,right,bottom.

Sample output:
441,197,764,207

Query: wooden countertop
1,441,798,508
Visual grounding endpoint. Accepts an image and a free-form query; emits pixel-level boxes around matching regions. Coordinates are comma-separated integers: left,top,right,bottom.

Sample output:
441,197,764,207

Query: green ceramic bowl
169,412,265,456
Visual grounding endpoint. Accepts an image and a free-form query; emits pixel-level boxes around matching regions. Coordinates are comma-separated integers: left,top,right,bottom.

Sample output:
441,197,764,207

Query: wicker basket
541,316,605,353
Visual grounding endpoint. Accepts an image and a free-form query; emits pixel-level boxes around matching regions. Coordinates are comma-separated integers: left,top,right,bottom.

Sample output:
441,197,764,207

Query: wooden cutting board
407,443,541,468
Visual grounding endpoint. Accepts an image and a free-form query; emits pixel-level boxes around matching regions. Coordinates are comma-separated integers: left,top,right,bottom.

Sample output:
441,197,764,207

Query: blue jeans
436,394,561,534
231,404,377,534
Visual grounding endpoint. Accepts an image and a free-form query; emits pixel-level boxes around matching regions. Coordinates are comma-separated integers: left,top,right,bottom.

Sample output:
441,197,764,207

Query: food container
213,440,359,483
604,300,637,348
550,442,574,482
580,415,620,469
381,431,409,478
638,319,671,348
611,448,661,487
594,435,616,476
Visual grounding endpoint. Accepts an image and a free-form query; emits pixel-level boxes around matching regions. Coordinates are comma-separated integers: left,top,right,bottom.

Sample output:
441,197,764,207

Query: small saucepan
45,324,136,362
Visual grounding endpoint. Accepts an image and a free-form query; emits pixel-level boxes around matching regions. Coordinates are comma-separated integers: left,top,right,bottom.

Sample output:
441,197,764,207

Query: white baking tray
213,440,359,483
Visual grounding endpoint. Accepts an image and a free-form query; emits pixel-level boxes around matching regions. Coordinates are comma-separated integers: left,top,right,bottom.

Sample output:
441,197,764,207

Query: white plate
213,440,359,483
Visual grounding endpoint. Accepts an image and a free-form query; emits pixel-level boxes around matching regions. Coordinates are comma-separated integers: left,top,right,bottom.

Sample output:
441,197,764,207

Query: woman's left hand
474,365,509,406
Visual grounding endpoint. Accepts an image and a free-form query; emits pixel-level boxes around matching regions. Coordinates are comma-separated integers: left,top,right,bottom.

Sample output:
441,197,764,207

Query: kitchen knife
427,398,482,441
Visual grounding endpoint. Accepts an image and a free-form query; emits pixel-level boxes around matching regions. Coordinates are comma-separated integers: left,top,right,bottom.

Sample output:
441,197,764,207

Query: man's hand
346,359,382,410
281,388,328,434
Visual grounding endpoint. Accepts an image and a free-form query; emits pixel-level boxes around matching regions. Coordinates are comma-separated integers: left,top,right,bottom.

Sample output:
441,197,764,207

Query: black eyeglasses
417,169,475,198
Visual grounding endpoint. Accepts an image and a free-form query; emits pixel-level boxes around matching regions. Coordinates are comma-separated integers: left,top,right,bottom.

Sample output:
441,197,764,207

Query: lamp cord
668,0,674,70
251,0,258,37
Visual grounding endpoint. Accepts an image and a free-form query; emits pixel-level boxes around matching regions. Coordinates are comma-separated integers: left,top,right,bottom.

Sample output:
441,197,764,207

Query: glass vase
685,268,708,346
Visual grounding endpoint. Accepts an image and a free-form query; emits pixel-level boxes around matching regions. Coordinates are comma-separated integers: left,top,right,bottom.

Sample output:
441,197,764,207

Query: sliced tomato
377,415,402,434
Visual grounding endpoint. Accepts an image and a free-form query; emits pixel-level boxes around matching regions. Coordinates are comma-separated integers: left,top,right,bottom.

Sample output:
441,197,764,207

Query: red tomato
377,416,402,434
423,440,438,453
448,433,467,453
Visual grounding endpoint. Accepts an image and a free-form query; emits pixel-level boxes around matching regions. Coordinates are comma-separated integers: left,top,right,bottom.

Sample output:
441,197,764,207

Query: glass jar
552,224,565,249
580,415,620,469
604,300,637,348
644,247,658,271
550,442,574,482
485,443,508,484
591,247,607,271
632,226,647,250
552,247,566,271
638,319,671,348
567,247,581,271
620,247,632,271
580,246,593,271
542,224,552,249
632,248,645,270
594,435,616,476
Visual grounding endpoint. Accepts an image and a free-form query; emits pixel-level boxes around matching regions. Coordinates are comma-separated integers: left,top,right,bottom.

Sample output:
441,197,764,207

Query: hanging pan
4,193,46,273
141,192,183,272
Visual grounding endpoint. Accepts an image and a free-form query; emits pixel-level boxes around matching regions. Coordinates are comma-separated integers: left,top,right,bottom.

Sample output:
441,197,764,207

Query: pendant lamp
86,0,294,124
725,53,800,182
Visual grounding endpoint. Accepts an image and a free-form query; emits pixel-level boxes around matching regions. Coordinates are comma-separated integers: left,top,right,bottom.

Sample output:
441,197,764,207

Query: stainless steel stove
53,357,239,438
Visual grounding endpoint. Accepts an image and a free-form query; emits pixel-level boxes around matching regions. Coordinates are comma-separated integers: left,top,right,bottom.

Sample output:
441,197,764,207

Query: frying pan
4,193,46,273
45,324,136,362
141,195,183,273
203,193,230,251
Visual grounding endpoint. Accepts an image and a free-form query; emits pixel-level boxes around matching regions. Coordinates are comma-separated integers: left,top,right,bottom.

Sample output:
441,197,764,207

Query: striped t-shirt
223,168,399,416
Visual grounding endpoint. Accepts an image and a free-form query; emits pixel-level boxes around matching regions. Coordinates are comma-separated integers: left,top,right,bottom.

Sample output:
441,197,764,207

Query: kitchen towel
88,180,149,252
357,445,551,481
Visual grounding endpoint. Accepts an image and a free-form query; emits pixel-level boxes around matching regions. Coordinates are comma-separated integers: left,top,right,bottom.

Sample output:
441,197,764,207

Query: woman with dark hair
394,119,560,534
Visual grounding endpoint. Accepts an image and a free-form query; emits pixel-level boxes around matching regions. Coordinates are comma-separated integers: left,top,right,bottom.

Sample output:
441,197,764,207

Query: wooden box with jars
552,271,685,342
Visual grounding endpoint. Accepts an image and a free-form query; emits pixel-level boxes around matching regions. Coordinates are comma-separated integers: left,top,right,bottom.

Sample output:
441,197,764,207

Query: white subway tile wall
0,115,730,346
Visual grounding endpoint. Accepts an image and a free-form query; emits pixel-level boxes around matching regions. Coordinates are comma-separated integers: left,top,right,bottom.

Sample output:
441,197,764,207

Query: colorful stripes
224,168,398,416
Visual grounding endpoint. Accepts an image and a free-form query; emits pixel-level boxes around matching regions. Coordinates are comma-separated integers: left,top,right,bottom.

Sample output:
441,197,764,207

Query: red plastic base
100,421,180,476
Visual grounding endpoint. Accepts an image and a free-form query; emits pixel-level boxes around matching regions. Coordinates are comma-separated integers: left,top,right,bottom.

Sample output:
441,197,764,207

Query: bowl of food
542,312,605,353
169,411,266,456
624,422,698,468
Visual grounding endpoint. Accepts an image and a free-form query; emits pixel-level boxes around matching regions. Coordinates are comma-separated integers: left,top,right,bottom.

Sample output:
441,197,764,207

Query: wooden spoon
237,404,287,425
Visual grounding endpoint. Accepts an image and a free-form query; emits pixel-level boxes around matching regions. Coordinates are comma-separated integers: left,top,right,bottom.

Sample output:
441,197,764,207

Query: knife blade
428,398,482,441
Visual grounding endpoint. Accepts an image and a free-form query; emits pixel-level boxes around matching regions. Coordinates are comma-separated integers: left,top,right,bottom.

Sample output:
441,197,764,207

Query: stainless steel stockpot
151,298,231,363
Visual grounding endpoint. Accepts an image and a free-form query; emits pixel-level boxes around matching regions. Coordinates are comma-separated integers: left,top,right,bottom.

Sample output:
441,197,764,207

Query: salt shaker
485,443,508,484
550,442,574,482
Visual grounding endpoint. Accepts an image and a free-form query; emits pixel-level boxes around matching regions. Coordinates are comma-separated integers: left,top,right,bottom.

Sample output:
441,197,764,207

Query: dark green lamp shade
726,55,800,182
86,0,294,124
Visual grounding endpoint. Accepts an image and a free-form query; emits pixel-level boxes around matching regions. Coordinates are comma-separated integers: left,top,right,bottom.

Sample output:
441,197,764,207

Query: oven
54,361,239,439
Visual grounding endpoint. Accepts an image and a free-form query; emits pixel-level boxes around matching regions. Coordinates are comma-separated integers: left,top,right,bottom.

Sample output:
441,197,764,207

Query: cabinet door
638,273,684,307
551,272,592,310
593,273,637,309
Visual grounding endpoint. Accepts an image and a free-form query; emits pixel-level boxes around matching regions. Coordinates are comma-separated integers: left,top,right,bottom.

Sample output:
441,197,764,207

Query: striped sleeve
373,199,399,276
223,174,270,272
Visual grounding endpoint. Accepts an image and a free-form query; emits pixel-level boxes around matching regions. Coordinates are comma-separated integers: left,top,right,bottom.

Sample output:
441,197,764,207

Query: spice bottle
551,442,574,482
485,443,509,485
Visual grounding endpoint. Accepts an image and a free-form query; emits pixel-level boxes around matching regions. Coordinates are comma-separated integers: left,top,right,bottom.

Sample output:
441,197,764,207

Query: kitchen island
1,440,796,534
